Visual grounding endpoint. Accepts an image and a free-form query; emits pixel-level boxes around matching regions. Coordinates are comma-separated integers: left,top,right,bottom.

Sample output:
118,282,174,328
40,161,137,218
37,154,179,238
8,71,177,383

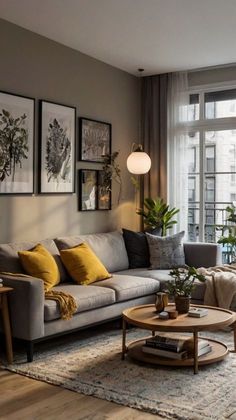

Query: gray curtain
141,74,168,202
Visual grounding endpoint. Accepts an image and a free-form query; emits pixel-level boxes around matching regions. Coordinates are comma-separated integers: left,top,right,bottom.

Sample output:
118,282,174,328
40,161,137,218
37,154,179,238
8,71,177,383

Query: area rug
3,328,236,420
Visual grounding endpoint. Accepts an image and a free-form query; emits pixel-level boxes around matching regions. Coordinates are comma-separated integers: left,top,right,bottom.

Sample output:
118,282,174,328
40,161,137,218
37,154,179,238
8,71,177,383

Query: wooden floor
0,369,161,420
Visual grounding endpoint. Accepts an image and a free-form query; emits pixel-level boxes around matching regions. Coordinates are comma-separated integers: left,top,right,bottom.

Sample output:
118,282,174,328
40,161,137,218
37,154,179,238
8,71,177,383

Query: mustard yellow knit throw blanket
0,272,77,320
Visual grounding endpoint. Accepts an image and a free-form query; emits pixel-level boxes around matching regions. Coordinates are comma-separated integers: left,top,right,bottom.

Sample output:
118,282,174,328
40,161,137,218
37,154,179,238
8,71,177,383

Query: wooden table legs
1,293,13,364
193,330,198,374
229,321,236,353
121,318,127,360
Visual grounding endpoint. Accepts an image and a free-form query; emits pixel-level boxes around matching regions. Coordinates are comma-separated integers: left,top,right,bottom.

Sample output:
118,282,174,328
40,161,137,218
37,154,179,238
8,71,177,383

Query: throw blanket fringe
0,272,77,320
45,290,77,320
197,264,236,309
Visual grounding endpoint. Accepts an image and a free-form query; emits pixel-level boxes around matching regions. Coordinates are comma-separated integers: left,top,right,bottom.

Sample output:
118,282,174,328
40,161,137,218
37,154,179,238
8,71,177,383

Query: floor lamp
127,143,151,229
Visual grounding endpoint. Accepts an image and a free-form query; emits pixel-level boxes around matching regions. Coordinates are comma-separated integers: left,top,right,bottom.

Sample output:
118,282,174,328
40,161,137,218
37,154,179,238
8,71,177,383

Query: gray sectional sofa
0,231,221,361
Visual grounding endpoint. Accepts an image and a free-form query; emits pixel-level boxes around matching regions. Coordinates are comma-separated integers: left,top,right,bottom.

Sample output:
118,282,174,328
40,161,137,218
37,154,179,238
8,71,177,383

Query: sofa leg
26,342,34,362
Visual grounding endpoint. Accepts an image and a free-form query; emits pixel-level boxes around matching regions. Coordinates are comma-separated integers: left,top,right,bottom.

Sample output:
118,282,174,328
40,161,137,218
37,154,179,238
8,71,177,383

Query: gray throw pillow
146,231,185,269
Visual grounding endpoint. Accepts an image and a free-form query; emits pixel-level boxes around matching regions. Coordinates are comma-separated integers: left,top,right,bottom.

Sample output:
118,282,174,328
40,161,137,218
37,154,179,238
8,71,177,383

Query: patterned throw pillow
145,231,185,269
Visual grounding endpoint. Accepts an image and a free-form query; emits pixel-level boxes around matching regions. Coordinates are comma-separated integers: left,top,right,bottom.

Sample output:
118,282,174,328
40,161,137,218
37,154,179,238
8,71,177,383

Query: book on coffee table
142,345,188,360
145,334,209,353
142,343,212,359
188,308,208,317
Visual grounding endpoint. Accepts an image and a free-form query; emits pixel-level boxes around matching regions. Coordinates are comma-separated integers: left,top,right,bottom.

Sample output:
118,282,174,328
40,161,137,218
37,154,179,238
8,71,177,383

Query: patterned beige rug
4,328,236,420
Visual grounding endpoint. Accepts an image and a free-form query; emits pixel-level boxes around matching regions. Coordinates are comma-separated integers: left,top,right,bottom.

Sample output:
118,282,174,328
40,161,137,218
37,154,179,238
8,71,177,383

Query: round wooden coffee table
122,304,236,374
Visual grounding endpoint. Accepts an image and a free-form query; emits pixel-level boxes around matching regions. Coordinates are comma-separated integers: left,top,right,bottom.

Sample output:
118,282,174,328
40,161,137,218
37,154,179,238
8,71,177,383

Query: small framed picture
0,91,35,194
79,169,97,211
39,100,76,194
79,117,111,163
97,171,111,210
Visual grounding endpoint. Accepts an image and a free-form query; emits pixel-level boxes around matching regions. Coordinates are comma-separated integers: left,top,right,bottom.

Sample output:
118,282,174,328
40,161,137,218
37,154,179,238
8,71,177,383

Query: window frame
183,82,236,242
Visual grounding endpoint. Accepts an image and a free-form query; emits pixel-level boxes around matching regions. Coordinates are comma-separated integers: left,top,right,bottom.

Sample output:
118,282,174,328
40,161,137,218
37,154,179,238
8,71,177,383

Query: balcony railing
188,202,233,263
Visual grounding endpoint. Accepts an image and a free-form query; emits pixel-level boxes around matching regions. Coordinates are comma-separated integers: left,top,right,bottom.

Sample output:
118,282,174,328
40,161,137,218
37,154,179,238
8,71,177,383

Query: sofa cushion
44,284,116,321
60,243,111,285
146,231,185,269
115,268,205,301
18,244,60,291
122,228,150,268
0,239,67,282
191,280,206,301
93,274,160,302
55,231,129,272
115,268,171,288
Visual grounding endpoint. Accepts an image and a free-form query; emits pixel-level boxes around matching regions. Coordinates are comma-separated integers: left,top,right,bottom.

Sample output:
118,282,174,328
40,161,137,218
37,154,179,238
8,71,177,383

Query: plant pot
174,296,190,314
145,227,162,236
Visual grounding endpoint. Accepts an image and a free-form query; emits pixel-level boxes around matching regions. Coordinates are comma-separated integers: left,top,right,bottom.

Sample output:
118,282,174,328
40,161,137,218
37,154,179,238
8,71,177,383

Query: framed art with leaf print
39,100,76,194
79,117,111,163
0,91,35,194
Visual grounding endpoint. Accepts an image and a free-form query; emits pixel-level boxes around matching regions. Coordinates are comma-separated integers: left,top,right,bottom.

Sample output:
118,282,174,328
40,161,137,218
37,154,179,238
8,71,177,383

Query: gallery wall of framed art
0,91,35,195
0,89,113,209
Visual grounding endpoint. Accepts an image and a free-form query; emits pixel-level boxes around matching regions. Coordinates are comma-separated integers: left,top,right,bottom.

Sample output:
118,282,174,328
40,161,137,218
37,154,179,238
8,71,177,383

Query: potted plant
166,266,206,313
217,204,236,263
136,197,179,236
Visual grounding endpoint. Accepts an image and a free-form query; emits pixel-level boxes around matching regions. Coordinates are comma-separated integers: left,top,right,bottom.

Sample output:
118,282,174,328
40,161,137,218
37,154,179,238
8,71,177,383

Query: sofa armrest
1,274,44,341
183,242,222,268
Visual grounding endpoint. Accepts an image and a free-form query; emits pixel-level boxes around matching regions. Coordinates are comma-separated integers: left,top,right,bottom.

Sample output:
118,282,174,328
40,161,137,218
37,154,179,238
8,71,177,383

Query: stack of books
142,333,212,360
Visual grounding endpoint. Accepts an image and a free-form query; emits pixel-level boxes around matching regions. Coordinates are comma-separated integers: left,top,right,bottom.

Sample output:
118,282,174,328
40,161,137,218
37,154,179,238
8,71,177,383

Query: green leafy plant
102,151,122,205
166,266,205,297
0,109,28,182
217,204,236,263
136,197,179,236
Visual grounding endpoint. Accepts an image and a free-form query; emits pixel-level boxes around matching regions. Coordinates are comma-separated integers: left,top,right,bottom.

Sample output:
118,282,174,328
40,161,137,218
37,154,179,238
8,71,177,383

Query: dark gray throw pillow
146,231,185,269
122,228,150,268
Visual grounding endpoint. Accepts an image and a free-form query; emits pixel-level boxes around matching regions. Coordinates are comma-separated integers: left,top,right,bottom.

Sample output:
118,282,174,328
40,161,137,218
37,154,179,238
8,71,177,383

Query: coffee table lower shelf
127,338,228,367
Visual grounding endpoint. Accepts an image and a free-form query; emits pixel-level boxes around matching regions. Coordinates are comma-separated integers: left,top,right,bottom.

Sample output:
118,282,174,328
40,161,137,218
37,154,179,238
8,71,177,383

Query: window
230,165,236,184
205,89,236,119
171,86,236,243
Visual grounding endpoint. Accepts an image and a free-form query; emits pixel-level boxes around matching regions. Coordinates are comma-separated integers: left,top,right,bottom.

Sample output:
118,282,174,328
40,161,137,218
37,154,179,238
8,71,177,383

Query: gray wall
0,19,140,243
189,65,236,86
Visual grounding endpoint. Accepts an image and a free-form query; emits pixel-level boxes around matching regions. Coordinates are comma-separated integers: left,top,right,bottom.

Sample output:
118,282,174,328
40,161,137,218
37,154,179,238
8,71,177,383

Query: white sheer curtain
167,72,190,237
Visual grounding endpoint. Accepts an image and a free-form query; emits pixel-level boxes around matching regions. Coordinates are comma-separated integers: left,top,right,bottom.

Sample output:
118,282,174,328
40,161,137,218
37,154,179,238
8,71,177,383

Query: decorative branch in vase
102,151,122,206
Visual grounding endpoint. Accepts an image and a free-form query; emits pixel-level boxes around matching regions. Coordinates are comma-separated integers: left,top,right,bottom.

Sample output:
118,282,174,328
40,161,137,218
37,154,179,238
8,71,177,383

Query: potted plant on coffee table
166,266,206,313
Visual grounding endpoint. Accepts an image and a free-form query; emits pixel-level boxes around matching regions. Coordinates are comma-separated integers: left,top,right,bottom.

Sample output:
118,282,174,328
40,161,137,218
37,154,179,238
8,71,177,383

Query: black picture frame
97,170,111,210
79,117,112,163
79,169,98,211
39,100,76,194
79,169,111,211
0,90,35,195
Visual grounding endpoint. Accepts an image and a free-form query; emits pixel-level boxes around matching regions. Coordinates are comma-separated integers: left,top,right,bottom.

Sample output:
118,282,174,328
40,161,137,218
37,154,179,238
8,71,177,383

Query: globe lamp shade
127,151,151,174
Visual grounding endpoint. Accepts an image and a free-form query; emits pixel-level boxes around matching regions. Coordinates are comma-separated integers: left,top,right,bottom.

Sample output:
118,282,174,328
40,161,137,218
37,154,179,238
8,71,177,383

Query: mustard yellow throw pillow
18,244,60,291
60,242,111,285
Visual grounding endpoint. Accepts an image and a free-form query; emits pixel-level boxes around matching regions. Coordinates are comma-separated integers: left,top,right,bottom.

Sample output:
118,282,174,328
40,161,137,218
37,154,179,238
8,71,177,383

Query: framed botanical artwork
79,117,111,163
0,91,35,194
39,100,76,194
79,169,97,211
97,171,111,210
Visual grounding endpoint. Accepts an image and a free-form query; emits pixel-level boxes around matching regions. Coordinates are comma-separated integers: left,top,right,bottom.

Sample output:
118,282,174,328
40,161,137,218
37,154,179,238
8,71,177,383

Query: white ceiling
0,0,236,76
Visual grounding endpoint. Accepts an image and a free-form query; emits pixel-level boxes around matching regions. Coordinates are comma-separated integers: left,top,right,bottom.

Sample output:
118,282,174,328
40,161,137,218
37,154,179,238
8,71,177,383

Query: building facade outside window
170,85,236,253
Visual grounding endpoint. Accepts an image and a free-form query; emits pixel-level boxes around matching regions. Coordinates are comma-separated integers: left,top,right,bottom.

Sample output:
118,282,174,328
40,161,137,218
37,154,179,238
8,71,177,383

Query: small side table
0,287,13,364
